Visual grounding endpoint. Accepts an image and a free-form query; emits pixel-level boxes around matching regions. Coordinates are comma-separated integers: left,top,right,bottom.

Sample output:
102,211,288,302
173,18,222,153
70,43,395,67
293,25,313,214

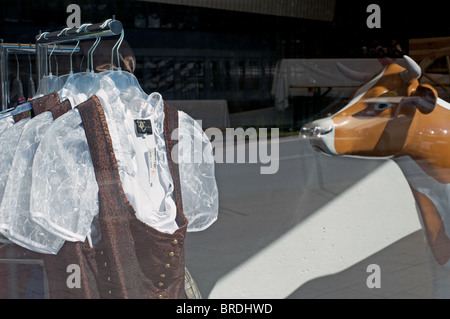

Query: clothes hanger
74,36,101,95
56,39,79,90
35,43,58,96
78,19,128,97
44,44,65,94
0,49,21,117
34,33,50,97
0,53,25,118
95,29,147,100
1,40,51,119
53,28,72,87
10,51,25,107
82,18,123,97
27,53,36,99
57,23,94,99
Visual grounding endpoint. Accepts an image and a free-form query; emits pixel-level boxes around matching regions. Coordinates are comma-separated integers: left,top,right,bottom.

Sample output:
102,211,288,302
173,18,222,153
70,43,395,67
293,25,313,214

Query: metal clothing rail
35,19,123,82
0,43,80,110
0,19,122,110
35,19,123,45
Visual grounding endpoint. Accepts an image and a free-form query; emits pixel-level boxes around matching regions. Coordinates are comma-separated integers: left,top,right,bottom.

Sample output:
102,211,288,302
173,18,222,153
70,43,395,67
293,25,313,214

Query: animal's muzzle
301,119,337,155
300,123,333,138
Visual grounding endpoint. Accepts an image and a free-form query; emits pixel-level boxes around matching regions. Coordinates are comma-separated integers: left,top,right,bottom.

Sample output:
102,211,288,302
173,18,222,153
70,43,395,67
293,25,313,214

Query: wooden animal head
302,56,444,160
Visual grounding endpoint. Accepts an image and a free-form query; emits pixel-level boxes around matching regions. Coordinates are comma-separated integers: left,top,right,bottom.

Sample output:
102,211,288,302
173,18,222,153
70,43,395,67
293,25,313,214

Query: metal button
169,252,175,257
165,263,171,269
172,239,178,245
104,262,107,267
107,276,111,282
158,294,163,299
160,274,166,279
108,290,112,295
158,282,164,288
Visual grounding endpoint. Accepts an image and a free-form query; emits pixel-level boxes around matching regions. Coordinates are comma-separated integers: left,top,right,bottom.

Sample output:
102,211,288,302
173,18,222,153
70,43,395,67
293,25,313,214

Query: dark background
1,0,448,112
2,0,448,56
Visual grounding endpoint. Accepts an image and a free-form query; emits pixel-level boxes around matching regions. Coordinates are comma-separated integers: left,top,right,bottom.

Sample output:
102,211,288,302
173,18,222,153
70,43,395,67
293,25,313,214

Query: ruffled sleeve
0,118,30,242
178,111,219,232
0,118,30,209
30,109,99,243
0,113,65,254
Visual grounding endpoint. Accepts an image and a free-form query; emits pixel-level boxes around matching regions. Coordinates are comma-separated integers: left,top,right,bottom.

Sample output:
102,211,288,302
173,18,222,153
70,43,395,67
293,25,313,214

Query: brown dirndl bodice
12,92,61,123
45,95,188,299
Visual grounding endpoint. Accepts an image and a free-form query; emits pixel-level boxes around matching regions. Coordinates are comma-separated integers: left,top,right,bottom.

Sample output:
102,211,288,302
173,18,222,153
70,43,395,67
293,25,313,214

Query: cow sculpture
301,56,450,298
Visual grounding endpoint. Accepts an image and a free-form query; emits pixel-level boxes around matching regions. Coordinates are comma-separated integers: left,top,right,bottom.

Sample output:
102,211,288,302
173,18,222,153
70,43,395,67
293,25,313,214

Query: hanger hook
70,41,80,74
54,46,60,76
86,39,94,72
48,44,56,75
76,23,92,33
100,19,113,29
117,30,124,70
28,53,32,76
79,56,85,73
111,29,124,71
110,32,120,70
90,37,101,72
17,43,22,77
57,27,71,37
86,37,100,72
15,53,19,78
36,31,49,42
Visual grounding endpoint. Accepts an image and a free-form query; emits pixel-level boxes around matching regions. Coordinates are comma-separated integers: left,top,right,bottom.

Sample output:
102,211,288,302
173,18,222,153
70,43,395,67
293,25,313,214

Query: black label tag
135,119,153,135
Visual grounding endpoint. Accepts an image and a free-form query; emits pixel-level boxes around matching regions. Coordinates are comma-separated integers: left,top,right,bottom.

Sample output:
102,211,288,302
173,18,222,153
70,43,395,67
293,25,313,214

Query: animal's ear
399,84,437,114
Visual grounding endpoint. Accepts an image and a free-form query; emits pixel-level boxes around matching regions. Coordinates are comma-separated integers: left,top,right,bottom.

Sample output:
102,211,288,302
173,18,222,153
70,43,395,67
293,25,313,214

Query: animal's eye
374,102,392,111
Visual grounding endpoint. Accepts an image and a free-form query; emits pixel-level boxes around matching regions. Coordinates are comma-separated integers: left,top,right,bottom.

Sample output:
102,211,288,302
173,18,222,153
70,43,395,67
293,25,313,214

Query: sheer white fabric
178,111,219,231
30,78,137,243
0,116,14,135
31,84,217,245
0,118,30,244
59,82,89,107
0,118,30,232
0,112,65,254
30,108,99,243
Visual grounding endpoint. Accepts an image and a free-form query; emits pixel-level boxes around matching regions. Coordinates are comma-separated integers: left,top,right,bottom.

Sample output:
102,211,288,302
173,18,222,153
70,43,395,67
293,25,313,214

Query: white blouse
30,77,218,252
